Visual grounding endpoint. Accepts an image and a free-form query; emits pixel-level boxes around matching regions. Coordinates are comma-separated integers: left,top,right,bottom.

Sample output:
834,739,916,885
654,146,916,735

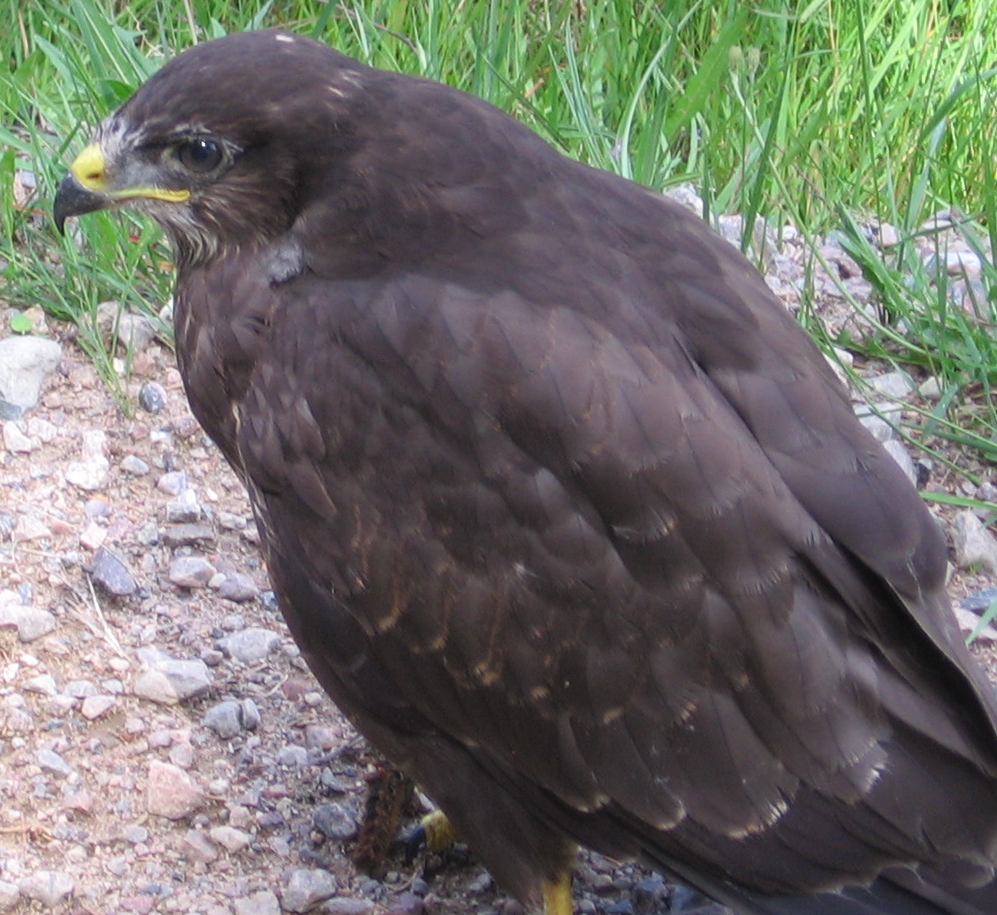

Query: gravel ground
1,203,996,915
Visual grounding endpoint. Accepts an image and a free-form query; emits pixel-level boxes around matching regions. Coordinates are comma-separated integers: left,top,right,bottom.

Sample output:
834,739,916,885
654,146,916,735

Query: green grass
2,0,997,461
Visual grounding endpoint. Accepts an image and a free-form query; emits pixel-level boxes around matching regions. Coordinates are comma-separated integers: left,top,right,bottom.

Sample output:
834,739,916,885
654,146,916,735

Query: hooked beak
53,142,191,234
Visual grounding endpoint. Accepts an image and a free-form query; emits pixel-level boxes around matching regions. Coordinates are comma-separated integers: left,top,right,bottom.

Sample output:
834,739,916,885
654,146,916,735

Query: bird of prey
54,29,997,915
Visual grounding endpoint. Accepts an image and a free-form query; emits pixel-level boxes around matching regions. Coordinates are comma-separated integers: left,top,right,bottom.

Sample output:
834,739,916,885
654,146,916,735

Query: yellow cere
70,143,191,204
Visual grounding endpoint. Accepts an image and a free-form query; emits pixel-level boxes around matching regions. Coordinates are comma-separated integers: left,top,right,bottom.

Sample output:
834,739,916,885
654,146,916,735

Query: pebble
121,454,151,475
209,824,252,853
383,892,424,915
139,381,168,413
81,694,117,719
23,673,57,696
867,370,915,400
167,488,203,522
146,759,206,819
162,523,215,546
0,603,56,643
234,890,281,915
240,697,262,730
169,555,218,588
0,880,18,912
321,900,375,915
219,511,248,530
134,658,212,705
204,700,243,739
313,802,359,841
115,312,159,351
218,572,260,602
881,439,917,486
219,627,282,662
18,870,73,908
282,869,338,914
304,724,338,752
951,510,997,575
0,335,62,416
277,744,309,767
183,828,219,863
65,454,110,491
2,420,32,453
157,470,188,496
91,546,138,596
123,823,149,844
36,747,74,779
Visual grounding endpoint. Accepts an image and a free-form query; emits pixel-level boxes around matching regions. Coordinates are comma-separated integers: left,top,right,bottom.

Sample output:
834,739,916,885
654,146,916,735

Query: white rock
18,871,73,908
0,336,62,413
951,510,997,575
281,869,337,914
2,421,31,453
65,455,110,491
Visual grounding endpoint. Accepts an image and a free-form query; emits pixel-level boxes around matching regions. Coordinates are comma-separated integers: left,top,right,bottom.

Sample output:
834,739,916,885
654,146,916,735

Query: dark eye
176,138,223,173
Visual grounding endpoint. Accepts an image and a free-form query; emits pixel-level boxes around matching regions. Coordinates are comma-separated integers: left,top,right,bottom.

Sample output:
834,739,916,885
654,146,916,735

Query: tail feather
645,854,997,915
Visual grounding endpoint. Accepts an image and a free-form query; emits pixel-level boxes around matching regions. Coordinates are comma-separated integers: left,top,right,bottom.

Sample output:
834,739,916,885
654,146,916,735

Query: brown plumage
54,30,997,915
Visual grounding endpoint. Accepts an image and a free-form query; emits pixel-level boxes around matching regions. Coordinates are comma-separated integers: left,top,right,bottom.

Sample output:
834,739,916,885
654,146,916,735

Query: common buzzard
54,30,997,915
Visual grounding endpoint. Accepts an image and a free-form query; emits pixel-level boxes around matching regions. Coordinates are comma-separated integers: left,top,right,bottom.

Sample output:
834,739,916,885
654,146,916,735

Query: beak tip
53,172,108,233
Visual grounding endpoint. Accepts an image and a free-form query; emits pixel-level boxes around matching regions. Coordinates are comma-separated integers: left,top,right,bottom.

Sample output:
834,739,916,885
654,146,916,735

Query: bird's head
53,30,373,267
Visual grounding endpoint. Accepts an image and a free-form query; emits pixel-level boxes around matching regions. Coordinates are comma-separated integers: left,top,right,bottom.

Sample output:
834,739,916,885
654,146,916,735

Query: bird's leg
405,808,459,861
541,873,573,915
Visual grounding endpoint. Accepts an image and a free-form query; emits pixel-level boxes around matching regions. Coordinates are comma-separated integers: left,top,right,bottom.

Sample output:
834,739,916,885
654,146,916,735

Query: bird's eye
176,138,223,173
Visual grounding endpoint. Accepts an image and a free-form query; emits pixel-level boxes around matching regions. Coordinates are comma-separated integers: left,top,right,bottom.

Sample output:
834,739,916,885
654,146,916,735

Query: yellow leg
419,808,459,853
542,873,573,915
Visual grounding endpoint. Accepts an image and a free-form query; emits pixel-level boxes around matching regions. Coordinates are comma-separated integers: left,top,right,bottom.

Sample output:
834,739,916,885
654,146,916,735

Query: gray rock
36,747,74,779
115,312,159,351
134,658,212,705
121,454,151,475
123,823,149,844
321,900,375,915
867,370,915,400
157,470,188,496
146,759,206,819
167,488,202,522
91,547,137,596
159,658,213,700
169,555,217,588
0,336,62,416
161,523,215,546
65,454,110,491
282,869,338,914
182,828,219,863
277,744,309,767
81,695,116,719
881,439,917,487
23,674,57,696
209,824,252,853
218,511,248,530
64,679,98,698
234,890,281,915
204,700,243,739
133,669,181,705
139,381,167,413
2,420,31,453
219,627,282,662
0,603,56,643
18,870,73,908
218,572,260,603
240,698,262,730
313,802,359,841
952,510,997,575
